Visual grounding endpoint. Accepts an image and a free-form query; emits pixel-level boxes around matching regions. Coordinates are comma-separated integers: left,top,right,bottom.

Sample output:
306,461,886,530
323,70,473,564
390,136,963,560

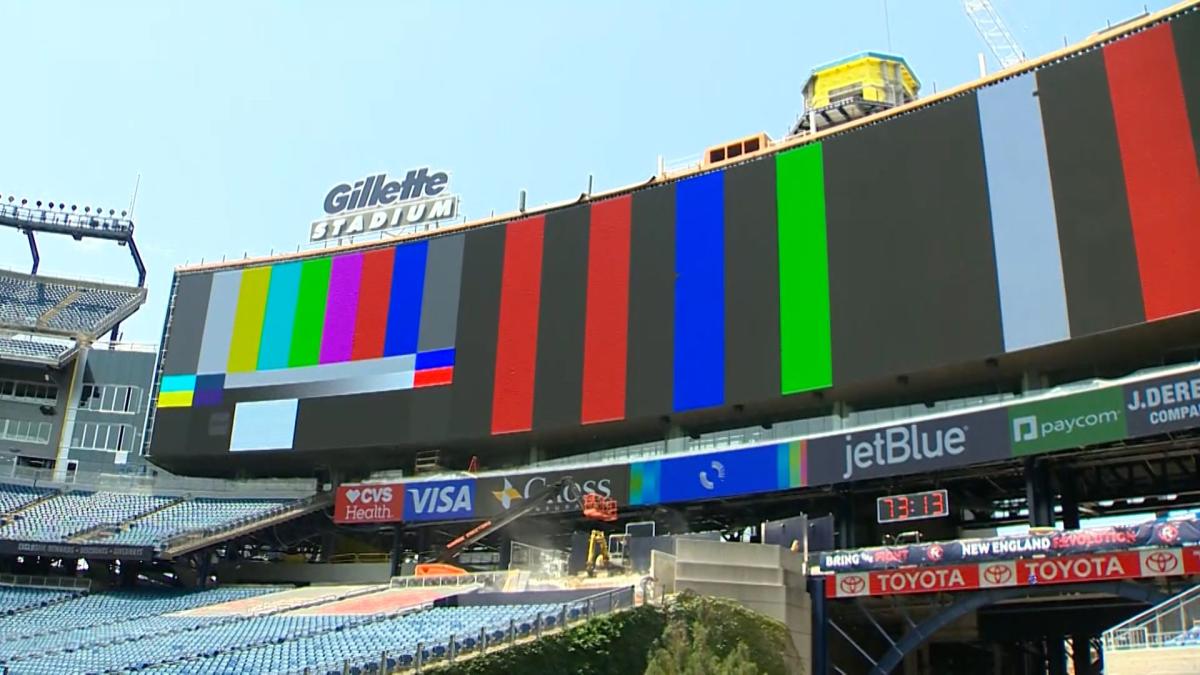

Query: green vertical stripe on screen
777,143,832,394
776,444,788,489
225,267,272,373
790,440,805,487
630,463,644,506
288,257,332,367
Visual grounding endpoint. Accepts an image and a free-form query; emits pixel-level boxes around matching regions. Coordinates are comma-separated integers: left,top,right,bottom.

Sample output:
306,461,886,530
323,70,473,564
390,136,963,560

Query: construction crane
963,0,1026,69
434,476,571,564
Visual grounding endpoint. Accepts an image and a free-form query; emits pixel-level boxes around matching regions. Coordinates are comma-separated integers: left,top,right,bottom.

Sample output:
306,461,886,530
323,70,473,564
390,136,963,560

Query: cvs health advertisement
334,482,403,524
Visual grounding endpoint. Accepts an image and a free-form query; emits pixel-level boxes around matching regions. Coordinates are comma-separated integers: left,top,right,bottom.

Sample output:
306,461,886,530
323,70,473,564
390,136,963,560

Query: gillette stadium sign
309,168,460,242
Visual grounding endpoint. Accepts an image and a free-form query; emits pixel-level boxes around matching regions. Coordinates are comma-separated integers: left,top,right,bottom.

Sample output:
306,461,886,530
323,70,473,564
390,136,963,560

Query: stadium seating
103,497,295,547
1165,626,1200,646
0,491,174,542
0,482,307,549
0,270,144,338
0,336,71,364
0,585,81,616
0,483,53,515
0,585,569,675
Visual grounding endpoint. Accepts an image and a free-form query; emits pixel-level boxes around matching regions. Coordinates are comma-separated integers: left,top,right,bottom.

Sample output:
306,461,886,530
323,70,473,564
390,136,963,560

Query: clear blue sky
0,0,1174,343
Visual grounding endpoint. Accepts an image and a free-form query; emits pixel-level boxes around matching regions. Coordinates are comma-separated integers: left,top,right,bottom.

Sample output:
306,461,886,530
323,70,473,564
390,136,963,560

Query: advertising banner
474,466,630,520
402,478,476,522
819,518,1200,572
828,548,1192,598
1007,386,1126,456
333,482,403,524
631,442,805,506
806,408,1009,485
0,540,156,561
1124,367,1200,437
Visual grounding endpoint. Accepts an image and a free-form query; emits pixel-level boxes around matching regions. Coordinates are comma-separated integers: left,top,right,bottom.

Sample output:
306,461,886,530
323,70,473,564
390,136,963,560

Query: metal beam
871,582,1169,675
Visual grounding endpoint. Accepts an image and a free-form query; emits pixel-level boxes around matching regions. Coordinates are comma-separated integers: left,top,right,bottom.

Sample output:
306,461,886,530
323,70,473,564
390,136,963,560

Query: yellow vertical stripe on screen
226,267,273,373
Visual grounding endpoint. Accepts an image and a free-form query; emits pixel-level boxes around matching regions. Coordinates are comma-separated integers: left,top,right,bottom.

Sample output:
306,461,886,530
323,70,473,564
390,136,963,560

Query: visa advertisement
402,478,476,522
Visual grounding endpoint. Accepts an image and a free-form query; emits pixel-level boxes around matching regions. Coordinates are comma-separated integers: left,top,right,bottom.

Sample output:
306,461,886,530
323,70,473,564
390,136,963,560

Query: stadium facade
150,7,1200,481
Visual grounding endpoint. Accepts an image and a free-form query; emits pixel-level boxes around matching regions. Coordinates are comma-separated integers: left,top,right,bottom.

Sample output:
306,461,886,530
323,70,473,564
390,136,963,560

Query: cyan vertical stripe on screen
630,460,661,506
775,444,789,490
159,374,196,393
385,240,429,356
977,73,1071,350
257,261,302,370
673,171,725,412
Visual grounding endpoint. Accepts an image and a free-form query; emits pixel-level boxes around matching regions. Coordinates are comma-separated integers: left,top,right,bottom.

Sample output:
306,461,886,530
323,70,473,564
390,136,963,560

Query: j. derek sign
309,168,460,243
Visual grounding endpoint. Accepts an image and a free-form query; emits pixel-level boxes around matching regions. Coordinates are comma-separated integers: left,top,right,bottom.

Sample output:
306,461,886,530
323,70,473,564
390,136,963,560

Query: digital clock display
876,489,949,524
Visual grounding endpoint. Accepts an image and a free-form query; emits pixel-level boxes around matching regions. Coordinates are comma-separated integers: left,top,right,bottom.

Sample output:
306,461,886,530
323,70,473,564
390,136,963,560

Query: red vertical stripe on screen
491,216,545,434
580,196,632,424
351,248,395,360
1104,24,1200,320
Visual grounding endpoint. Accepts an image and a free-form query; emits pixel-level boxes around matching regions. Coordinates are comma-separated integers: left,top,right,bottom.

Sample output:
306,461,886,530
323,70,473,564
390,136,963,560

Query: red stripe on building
580,196,632,424
491,216,545,434
1104,25,1200,320
414,366,453,388
351,248,395,360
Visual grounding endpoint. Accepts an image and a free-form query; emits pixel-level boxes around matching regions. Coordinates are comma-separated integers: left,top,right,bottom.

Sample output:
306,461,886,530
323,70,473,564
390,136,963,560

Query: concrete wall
669,539,811,675
216,560,392,585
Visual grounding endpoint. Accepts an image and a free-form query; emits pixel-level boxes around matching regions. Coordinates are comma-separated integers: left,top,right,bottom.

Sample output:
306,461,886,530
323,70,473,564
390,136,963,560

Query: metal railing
0,459,316,499
304,585,637,674
389,571,509,591
1104,584,1200,651
160,492,328,551
0,572,90,591
0,202,133,233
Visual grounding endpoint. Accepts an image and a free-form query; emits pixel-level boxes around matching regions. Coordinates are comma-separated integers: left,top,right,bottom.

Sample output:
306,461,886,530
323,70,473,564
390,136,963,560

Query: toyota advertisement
828,548,1200,599
819,517,1200,572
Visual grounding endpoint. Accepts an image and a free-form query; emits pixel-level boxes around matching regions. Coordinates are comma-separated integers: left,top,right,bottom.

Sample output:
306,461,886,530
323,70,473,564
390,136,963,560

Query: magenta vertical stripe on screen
319,253,365,363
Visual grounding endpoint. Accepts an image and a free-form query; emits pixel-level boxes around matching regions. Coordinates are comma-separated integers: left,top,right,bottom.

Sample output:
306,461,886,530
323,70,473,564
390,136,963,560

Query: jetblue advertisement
806,408,1009,485
402,478,475,522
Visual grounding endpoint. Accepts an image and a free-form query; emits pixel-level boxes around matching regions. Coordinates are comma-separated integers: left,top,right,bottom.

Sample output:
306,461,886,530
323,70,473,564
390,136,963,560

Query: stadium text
842,424,967,480
1127,375,1200,426
323,170,448,215
310,168,460,242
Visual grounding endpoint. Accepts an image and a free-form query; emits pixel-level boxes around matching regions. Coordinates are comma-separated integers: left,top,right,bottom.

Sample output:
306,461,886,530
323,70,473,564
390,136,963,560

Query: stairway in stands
1104,584,1200,674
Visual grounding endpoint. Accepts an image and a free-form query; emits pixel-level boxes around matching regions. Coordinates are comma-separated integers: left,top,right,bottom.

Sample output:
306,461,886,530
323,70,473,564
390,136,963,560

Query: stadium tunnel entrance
817,577,1177,674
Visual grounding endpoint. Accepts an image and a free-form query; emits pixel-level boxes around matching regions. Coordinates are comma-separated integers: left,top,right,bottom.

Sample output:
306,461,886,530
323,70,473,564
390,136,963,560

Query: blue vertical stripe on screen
384,241,429,356
673,171,725,411
256,261,303,370
977,73,1071,350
